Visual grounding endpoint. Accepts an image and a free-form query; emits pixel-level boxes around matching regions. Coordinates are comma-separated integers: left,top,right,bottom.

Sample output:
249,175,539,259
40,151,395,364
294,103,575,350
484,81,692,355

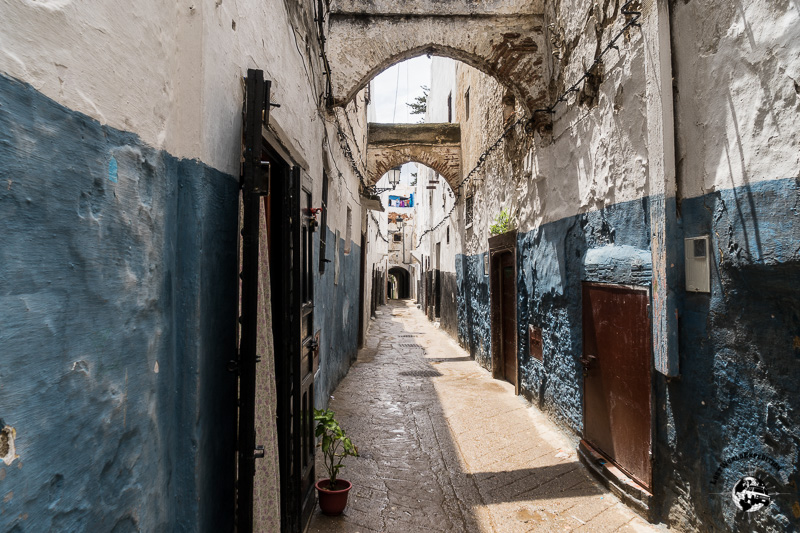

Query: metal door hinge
254,445,265,459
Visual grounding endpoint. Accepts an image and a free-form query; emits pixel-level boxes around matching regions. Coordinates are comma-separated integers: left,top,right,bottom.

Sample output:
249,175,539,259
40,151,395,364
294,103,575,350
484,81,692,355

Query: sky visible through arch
370,55,431,187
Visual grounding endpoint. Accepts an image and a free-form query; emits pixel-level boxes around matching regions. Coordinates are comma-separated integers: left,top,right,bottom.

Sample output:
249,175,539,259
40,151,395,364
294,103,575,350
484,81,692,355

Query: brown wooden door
500,252,517,386
582,283,652,488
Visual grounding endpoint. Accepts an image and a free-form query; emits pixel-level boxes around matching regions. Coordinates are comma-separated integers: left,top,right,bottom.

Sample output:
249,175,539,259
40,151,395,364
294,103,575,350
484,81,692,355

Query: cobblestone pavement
308,300,663,533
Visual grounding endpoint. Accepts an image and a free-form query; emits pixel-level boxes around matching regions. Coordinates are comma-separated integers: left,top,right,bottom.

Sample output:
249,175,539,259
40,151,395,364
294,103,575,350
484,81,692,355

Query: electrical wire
392,64,400,123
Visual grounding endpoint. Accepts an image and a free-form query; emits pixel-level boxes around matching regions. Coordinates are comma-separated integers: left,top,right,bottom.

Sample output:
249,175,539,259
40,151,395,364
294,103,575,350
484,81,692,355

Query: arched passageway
367,123,461,190
388,266,411,299
327,0,549,116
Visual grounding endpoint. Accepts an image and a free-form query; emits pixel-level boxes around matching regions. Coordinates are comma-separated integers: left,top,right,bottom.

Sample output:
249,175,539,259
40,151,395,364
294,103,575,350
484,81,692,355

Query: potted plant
489,207,514,236
488,207,517,250
314,408,359,516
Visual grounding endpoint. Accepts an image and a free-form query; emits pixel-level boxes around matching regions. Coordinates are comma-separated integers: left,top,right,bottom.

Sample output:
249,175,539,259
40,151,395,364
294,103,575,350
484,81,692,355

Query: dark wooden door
297,183,316,530
500,252,517,386
582,283,652,488
275,169,317,533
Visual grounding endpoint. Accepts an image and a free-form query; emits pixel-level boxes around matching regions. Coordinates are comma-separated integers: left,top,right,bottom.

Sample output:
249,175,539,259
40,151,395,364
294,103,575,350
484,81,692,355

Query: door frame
489,230,519,395
580,281,654,490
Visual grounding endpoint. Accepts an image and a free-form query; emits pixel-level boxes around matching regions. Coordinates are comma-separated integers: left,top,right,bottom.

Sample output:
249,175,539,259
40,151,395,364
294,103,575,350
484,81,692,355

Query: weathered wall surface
663,179,800,531
660,1,800,530
327,10,548,113
0,0,368,530
314,229,362,406
0,74,239,531
445,0,800,530
456,254,492,367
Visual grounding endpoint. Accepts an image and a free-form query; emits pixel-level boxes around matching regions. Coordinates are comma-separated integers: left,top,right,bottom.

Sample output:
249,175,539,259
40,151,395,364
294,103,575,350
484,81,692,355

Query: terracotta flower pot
315,478,352,516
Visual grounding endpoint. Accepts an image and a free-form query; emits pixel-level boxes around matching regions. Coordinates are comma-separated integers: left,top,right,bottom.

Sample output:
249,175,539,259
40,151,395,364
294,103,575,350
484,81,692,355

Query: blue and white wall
438,0,800,530
0,1,367,530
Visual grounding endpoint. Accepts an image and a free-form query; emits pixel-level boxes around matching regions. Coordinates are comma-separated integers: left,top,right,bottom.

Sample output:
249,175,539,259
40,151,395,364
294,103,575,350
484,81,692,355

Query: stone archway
327,0,549,115
388,266,411,299
367,123,461,189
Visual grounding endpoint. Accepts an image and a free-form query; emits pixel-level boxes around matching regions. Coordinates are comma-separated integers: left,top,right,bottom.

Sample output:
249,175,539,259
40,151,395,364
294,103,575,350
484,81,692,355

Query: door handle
580,353,597,367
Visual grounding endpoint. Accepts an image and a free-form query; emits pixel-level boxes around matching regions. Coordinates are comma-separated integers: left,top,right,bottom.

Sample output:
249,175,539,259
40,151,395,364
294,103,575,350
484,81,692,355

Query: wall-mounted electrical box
685,235,711,293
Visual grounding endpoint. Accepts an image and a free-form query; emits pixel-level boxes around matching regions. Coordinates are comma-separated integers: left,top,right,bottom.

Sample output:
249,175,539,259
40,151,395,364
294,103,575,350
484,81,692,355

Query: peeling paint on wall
0,72,238,531
1,425,18,466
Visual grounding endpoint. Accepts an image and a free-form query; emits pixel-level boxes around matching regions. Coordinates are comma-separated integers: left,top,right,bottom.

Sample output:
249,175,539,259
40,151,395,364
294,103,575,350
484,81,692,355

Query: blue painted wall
0,73,239,531
313,228,361,408
455,179,800,529
664,178,800,531
456,254,491,368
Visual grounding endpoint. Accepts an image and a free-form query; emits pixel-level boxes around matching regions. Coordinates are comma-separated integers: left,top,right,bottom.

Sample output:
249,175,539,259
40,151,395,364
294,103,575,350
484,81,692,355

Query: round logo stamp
731,476,771,513
710,451,792,522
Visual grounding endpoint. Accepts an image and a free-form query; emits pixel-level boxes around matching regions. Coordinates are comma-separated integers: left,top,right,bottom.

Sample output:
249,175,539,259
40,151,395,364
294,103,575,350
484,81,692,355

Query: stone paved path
307,300,662,533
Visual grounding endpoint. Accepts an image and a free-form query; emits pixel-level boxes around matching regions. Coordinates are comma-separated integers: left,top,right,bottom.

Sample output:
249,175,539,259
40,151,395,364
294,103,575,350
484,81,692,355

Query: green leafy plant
489,207,514,236
314,408,359,490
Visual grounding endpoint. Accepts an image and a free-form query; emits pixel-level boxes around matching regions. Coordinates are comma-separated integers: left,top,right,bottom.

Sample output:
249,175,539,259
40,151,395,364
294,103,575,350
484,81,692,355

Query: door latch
254,445,265,459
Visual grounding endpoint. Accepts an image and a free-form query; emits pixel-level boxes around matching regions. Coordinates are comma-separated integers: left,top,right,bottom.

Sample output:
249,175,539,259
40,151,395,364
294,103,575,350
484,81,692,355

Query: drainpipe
642,0,680,377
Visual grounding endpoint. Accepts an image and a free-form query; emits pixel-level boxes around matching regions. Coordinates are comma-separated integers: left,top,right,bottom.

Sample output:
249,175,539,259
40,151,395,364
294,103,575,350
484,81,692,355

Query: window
344,206,352,254
446,225,450,244
319,172,329,272
393,233,402,243
447,92,452,123
465,195,474,228
465,88,470,120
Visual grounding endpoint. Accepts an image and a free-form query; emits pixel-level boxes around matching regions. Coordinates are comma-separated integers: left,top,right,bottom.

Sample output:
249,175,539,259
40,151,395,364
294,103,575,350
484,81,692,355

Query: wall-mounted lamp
387,166,402,189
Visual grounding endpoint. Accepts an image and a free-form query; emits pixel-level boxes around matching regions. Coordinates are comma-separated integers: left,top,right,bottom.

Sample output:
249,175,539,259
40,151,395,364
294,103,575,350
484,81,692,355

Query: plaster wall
659,1,800,530
444,0,800,530
0,0,369,529
0,73,239,531
361,204,389,331
671,0,800,200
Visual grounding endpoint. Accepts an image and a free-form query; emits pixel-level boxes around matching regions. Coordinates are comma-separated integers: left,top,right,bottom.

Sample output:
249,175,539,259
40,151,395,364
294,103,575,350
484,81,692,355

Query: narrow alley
309,301,657,533
3,0,799,532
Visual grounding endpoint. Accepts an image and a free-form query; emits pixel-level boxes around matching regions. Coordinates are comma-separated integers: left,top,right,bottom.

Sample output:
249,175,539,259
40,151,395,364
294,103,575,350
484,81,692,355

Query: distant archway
388,266,411,299
327,1,549,115
368,123,461,189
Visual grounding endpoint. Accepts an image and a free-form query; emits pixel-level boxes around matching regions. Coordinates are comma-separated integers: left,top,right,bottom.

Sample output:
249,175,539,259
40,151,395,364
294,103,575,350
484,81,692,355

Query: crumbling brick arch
371,151,459,189
367,123,461,189
327,8,549,115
